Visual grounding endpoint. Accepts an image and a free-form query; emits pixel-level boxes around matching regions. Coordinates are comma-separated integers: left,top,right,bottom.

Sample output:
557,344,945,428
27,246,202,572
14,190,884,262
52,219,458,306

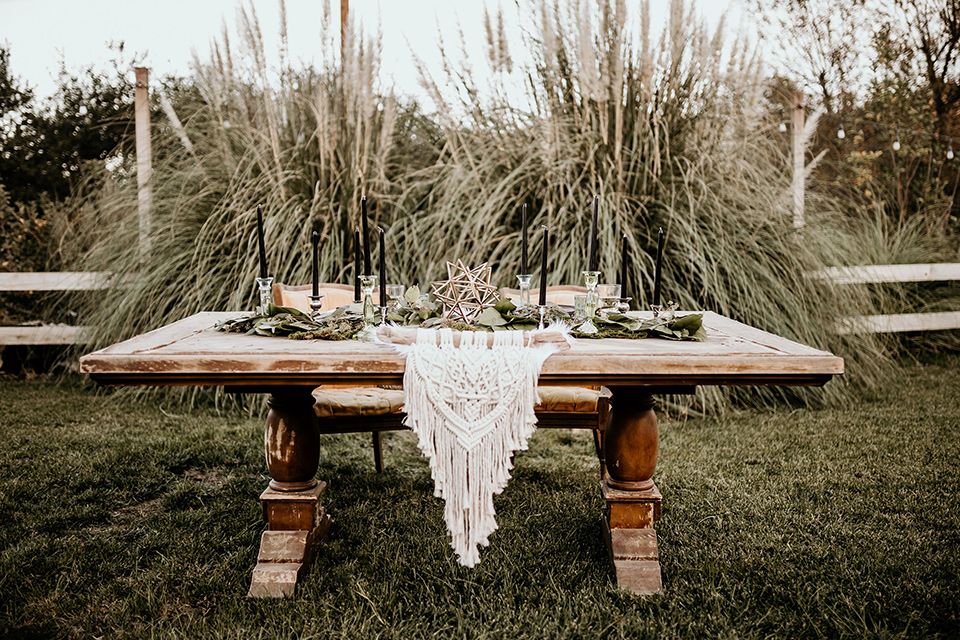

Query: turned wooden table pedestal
80,311,843,597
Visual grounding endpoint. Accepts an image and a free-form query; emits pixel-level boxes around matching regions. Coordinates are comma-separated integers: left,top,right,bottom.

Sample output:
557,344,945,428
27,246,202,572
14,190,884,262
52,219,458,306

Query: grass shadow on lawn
1,356,958,639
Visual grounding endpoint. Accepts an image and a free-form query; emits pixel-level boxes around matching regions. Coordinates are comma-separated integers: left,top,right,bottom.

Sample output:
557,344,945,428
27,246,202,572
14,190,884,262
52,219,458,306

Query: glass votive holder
596,284,621,311
596,284,621,298
651,301,677,322
516,274,533,308
385,284,406,310
573,294,589,319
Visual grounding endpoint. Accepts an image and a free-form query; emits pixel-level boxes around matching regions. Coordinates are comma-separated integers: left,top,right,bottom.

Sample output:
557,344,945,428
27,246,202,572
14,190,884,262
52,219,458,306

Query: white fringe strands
399,328,555,567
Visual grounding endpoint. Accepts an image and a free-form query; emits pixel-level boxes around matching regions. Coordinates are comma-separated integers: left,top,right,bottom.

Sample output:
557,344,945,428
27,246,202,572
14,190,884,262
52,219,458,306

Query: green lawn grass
1,358,959,639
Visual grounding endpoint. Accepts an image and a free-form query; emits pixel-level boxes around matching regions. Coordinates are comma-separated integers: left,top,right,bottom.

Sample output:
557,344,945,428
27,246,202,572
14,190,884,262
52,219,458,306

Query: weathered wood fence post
135,67,152,259
791,91,805,229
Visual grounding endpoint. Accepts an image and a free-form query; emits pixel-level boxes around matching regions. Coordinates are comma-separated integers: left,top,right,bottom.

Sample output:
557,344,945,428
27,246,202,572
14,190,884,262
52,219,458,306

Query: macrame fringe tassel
401,328,553,567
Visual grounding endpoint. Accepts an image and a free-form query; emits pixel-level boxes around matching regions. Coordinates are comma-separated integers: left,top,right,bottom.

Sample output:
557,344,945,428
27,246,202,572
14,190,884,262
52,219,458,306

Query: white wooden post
791,91,805,229
135,67,152,258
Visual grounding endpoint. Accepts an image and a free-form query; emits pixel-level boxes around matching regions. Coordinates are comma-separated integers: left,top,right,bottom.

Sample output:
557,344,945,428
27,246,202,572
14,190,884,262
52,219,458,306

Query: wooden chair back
272,282,379,312
500,285,588,307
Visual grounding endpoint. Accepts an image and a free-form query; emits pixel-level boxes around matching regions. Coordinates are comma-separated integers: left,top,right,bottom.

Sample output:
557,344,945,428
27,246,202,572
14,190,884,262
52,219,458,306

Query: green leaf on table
267,303,309,318
494,298,516,314
474,307,508,328
404,285,420,304
386,310,407,323
598,313,643,332
670,313,703,333
646,313,705,341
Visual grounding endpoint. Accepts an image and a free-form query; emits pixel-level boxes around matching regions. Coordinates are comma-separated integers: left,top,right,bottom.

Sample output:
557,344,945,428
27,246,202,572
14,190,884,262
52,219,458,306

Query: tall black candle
620,233,628,298
539,225,549,306
311,230,320,297
256,204,268,279
354,227,361,302
361,196,371,275
652,227,664,306
521,203,528,275
378,227,386,307
588,195,599,272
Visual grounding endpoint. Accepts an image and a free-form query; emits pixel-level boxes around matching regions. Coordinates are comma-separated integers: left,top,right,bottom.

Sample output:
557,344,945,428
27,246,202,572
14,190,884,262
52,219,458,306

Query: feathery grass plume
393,0,894,408
69,0,432,404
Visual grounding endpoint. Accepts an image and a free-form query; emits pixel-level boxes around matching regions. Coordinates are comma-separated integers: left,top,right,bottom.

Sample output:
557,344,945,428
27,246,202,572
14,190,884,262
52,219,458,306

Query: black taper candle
620,233,628,296
539,225,549,306
378,227,386,307
521,203,528,275
256,204,268,279
354,227,361,302
588,195,599,272
653,227,664,306
361,196,371,275
311,231,320,297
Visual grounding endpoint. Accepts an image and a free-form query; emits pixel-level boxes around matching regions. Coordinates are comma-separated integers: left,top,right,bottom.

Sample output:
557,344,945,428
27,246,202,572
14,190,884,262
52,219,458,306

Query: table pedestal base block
249,482,332,598
601,479,662,595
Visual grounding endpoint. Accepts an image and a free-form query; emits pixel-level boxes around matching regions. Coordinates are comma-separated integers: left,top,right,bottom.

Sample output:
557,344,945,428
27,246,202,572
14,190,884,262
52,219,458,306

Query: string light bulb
948,139,955,160
892,127,901,151
837,119,845,140
778,107,787,133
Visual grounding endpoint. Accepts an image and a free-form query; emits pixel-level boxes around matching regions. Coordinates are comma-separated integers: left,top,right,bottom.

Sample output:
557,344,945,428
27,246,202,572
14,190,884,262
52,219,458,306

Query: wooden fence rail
3,265,957,345
808,263,960,334
0,271,111,346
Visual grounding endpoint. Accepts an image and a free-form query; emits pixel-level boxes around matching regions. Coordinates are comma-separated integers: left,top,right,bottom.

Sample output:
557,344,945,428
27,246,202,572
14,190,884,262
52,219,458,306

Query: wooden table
80,311,843,597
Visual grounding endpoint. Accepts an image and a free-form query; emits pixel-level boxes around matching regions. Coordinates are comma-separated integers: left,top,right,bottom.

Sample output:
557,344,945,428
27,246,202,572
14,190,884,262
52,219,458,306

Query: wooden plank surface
0,272,112,291
80,311,843,388
0,325,91,345
836,311,960,334
810,263,960,285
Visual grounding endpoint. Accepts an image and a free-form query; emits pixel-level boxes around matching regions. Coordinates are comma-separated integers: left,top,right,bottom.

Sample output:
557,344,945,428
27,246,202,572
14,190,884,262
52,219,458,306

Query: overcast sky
2,0,740,106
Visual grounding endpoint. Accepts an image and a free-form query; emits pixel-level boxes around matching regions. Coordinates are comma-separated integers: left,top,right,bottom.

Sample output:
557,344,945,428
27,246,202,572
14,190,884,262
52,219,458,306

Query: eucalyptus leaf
219,289,706,343
267,303,310,319
404,285,420,304
474,307,508,327
494,298,516,314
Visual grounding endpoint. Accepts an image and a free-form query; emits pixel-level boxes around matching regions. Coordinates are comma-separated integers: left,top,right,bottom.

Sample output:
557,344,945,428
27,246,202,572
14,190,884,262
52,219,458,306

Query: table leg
602,386,662,595
249,388,332,598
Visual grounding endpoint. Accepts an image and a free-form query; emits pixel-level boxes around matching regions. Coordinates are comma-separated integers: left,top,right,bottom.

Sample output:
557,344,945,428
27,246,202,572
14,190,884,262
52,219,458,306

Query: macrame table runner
391,328,556,566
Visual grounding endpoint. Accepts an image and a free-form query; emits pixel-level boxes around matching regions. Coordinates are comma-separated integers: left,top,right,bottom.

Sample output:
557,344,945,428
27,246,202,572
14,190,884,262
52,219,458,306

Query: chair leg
372,431,384,473
593,428,606,478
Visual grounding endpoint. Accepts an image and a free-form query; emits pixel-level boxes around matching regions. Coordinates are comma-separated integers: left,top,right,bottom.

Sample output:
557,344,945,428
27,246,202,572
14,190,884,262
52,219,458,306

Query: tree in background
754,0,959,239
0,43,137,272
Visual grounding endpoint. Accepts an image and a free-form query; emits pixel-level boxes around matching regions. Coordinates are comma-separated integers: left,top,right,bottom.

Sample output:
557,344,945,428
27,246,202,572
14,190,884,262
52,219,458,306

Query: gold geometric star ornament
430,260,501,323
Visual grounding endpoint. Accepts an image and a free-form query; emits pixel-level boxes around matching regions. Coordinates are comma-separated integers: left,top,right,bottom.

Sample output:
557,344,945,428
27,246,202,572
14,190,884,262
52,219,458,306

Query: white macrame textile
399,328,554,566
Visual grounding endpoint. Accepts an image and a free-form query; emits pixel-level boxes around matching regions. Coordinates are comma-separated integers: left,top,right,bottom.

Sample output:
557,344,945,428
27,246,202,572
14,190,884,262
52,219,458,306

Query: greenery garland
217,285,705,342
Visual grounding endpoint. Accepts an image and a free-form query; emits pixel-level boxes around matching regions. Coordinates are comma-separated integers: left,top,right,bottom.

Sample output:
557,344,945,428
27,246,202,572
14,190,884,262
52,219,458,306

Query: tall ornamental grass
391,0,893,407
72,0,904,408
72,0,420,352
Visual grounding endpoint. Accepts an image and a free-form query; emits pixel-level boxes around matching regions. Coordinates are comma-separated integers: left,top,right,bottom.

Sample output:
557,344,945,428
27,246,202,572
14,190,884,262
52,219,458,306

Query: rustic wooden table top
79,311,843,389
